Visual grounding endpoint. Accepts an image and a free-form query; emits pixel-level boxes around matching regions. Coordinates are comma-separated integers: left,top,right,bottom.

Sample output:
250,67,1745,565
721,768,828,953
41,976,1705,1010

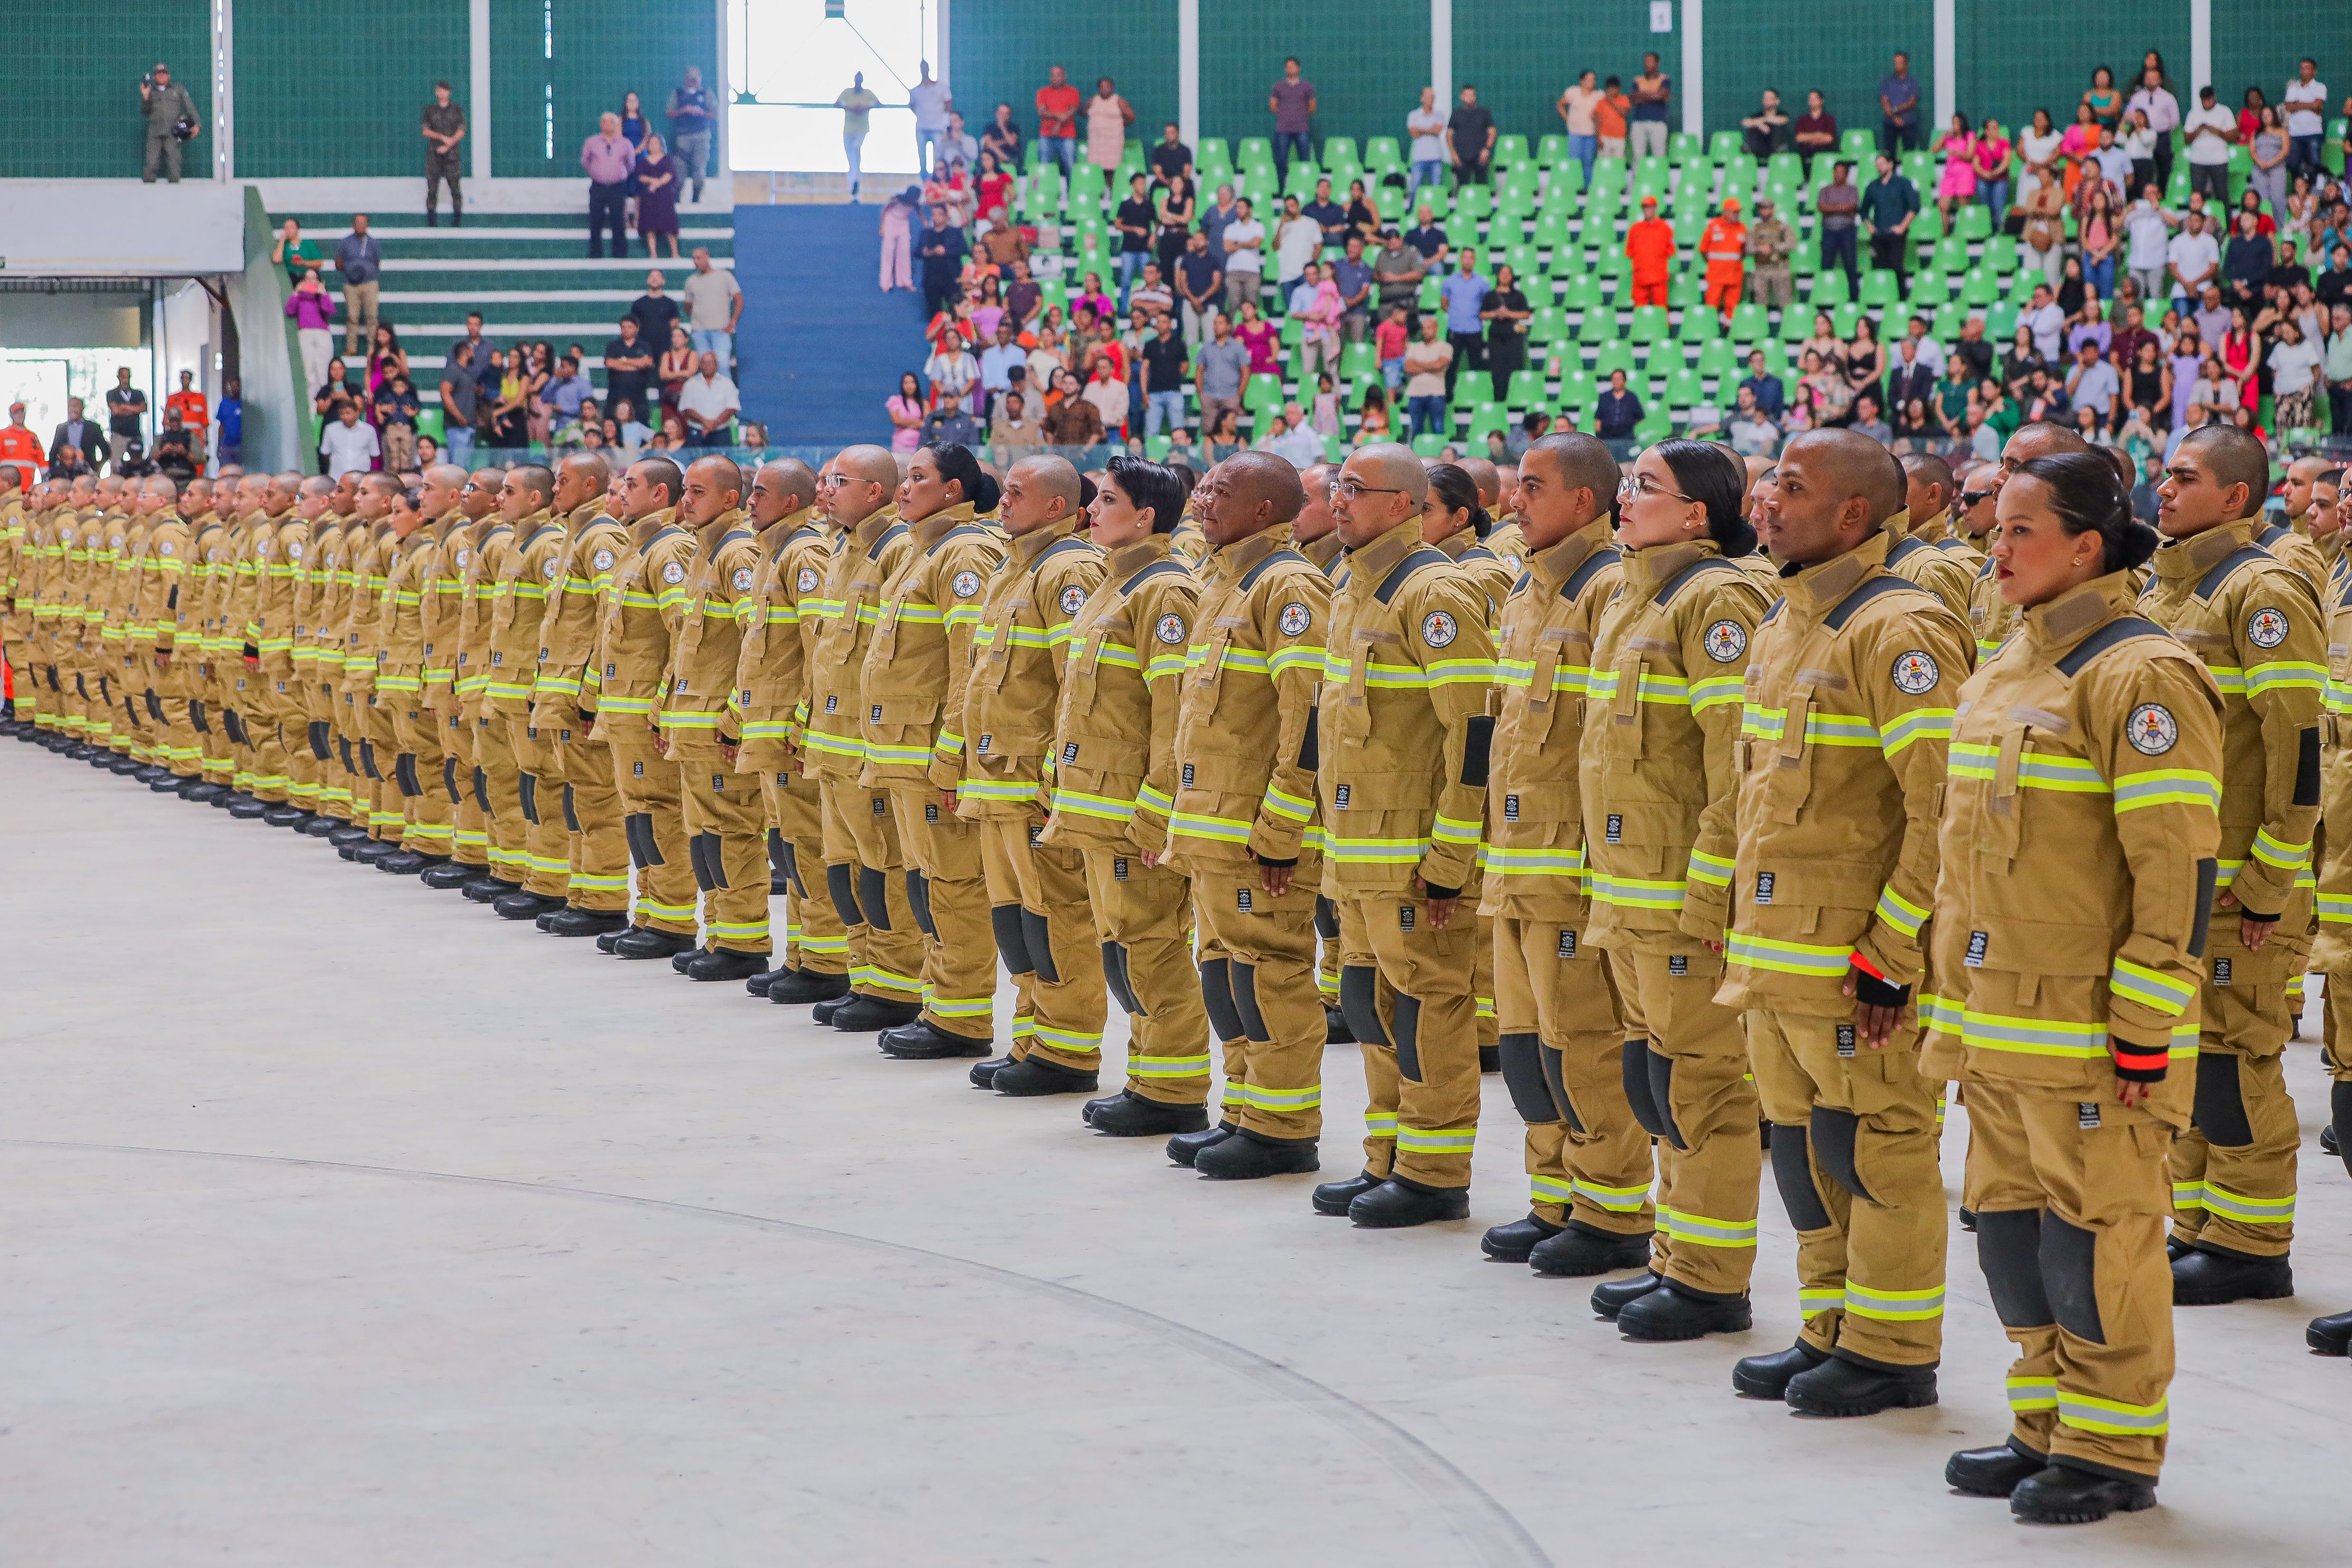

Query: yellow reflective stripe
2110,957,2197,1017
1686,848,1734,886
2111,768,2220,814
1874,884,1928,939
2056,1391,2168,1435
2006,1376,2059,1412
1845,1282,1944,1320
1726,932,1852,977
1395,1126,1475,1153
1657,1207,1758,1247
2250,828,2312,870
1128,1052,1214,1077
1571,1178,1652,1211
2196,1182,2294,1223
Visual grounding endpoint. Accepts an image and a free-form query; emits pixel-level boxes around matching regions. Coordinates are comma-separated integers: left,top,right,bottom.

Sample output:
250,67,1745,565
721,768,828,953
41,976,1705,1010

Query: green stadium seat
1451,370,1494,408
1198,136,1229,166
1859,270,1900,307
1237,134,1272,168
1933,302,1965,340
1840,129,1875,160
1758,340,1790,379
1707,130,1741,162
1983,234,2018,275
1579,306,1619,346
1831,303,1864,339
1766,151,1803,185
1678,306,1720,344
1696,339,1738,378
1560,273,1603,315
1727,302,1767,343
1663,365,1704,407
1537,133,1569,166
1376,187,1406,222
1808,269,1851,309
1633,407,1674,446
1627,305,1670,345
1545,159,1585,201
1558,366,1598,406
1532,210,1571,251
1929,236,1967,274
1592,340,1638,378
1669,132,1702,164
1788,238,1818,277
1339,341,1376,380
1908,272,1949,308
1468,401,1511,441
1279,315,1304,347
1244,374,1283,411
1667,272,1703,309
1985,301,2020,340
1322,136,1358,168
1959,267,1998,306
1455,185,1493,222
1417,276,1443,311
1671,213,1706,246
1954,203,1992,242
1504,369,1547,407
1591,155,1628,190
1412,433,1446,457
2006,268,2042,305
1779,307,1815,344
1495,133,1530,166
1721,154,1758,196
1502,242,1539,280
1145,435,1172,460
1364,135,1400,169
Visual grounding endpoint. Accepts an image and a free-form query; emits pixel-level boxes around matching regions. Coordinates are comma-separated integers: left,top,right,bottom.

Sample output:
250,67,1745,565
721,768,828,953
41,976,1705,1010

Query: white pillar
1178,0,1199,147
713,0,729,179
1430,0,1451,113
1680,0,1702,136
1932,0,1955,126
2190,0,2211,101
469,0,492,183
935,0,951,86
212,0,234,180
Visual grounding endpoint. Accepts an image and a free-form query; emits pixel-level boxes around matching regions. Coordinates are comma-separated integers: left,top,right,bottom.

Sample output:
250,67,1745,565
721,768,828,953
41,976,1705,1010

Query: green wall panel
952,0,1177,155
234,0,471,177
0,2,211,179
1955,13,2185,140
2212,5,2352,124
1707,0,1929,144
493,0,719,177
1198,0,1427,151
1457,0,1679,151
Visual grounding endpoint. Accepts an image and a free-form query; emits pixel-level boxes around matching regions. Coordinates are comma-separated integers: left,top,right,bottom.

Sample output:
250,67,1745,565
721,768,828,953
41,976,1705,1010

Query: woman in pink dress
887,371,926,451
1085,78,1132,172
1234,299,1279,376
878,187,916,291
1934,112,1977,223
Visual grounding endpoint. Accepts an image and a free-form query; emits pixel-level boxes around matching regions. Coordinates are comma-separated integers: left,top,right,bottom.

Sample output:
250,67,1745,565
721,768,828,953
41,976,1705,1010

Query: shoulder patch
661,560,687,585
591,547,615,573
543,557,562,581
1890,649,1941,694
158,540,175,557
732,565,756,593
2247,605,2289,649
1058,583,1089,615
1420,609,1459,648
1702,619,1748,663
286,541,302,560
454,548,470,569
109,534,124,550
796,565,820,593
1155,611,1188,644
952,569,982,598
2126,702,2179,756
1502,553,1523,573
1277,601,1311,636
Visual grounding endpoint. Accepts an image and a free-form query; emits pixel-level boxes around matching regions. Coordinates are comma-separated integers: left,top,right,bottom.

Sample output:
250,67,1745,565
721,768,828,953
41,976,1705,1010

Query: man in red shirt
163,369,209,454
1035,65,1080,180
1625,194,1676,308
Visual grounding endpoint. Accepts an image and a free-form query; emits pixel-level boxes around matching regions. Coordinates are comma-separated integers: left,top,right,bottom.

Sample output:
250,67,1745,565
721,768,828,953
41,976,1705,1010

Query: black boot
811,995,852,1024
1590,1270,1662,1319
671,949,700,974
596,925,635,954
2305,1306,2352,1356
179,779,226,803
768,968,852,1004
329,824,373,849
301,813,342,837
876,1020,993,1059
1479,1213,1565,1262
612,926,698,960
1615,1279,1753,1341
968,1054,1012,1086
993,1055,1100,1096
1348,1176,1469,1228
830,995,923,1032
1325,1005,1355,1044
462,874,522,901
1528,1221,1655,1278
419,859,478,889
2164,1233,2190,1261
2324,1123,2341,1157
376,849,433,875
494,890,566,922
2172,1242,2294,1305
109,754,146,775
135,765,172,785
1784,1353,1938,1416
1311,1171,1383,1216
1168,1124,1238,1167
263,804,311,828
746,967,779,996
1194,1127,1319,1179
150,771,190,792
1945,1438,2047,1498
544,907,628,938
2008,1462,2158,1524
350,839,400,865
1731,1339,1830,1399
227,793,271,819
1084,1090,1208,1137
686,948,770,982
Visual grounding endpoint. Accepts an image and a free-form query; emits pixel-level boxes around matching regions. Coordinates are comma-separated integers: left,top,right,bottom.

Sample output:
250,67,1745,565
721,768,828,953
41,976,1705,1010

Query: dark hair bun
2115,518,2159,571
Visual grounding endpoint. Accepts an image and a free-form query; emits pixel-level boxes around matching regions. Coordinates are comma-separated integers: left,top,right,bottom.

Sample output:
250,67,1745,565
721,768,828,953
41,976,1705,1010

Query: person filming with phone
139,61,200,183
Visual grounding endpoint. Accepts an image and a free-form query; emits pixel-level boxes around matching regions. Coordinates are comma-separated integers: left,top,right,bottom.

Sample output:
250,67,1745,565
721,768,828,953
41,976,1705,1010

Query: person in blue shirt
215,377,242,467
1738,350,1786,419
1877,52,1922,155
1439,249,1489,399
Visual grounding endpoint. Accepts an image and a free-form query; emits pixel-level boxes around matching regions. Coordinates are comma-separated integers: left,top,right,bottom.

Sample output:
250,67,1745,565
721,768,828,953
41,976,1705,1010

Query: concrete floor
3,744,2347,1565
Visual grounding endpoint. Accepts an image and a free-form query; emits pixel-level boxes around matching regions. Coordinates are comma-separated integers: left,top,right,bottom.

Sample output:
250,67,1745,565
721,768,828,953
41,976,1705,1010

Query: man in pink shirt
581,111,635,258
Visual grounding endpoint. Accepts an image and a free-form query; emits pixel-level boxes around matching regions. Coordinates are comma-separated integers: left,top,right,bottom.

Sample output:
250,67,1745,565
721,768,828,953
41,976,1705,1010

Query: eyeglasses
1327,479,1408,501
1958,487,2000,507
1616,473,1696,503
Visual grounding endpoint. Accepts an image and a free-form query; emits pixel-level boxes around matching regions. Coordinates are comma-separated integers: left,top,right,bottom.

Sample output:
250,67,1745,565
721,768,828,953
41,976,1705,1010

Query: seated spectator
888,373,927,451
1081,358,1131,439
1737,350,1785,418
922,401,979,447
1204,406,1245,459
1595,369,1642,440
1848,389,1893,444
675,350,740,446
991,389,1045,454
1728,386,1779,455
1042,369,1104,446
658,324,697,416
924,331,981,416
612,397,653,449
1258,402,1325,467
152,411,199,482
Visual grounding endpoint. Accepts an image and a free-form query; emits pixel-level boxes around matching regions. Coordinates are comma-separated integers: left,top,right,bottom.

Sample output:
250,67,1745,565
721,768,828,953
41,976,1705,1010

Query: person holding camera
139,62,199,183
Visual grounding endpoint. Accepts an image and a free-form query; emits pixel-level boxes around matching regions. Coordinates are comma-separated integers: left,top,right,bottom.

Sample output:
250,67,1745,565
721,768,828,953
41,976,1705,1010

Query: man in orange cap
1701,197,1748,322
1625,194,1675,308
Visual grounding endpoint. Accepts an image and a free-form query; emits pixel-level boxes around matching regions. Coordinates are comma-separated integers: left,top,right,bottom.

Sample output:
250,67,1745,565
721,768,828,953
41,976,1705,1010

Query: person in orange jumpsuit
1625,194,1676,308
1701,197,1748,322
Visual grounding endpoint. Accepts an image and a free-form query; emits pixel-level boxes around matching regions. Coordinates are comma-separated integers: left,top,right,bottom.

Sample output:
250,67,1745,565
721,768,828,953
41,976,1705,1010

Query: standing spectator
2269,318,2324,429
1595,75,1631,161
214,377,242,468
1269,58,1317,185
318,400,379,479
635,133,682,257
630,268,683,348
1741,88,1791,158
888,371,928,450
1175,230,1222,348
1629,53,1671,161
657,324,697,417
1860,150,1919,282
1877,51,1920,156
374,373,423,471
1556,72,1602,187
684,247,741,367
2019,175,2067,285
978,320,1026,417
334,215,383,357
1221,196,1265,315
1595,369,1642,442
48,398,106,475
2124,184,2178,300
1272,193,1319,299
1200,180,1240,269
284,270,337,406
1932,113,1976,225
439,345,479,469
1626,194,1675,305
665,66,717,201
1373,224,1425,319
2167,209,2219,308
1446,85,1496,187
2125,66,2181,193
835,73,881,201
2021,282,2066,361
1301,176,1346,243
138,61,198,183
675,351,739,446
1084,78,1132,175
1152,162,1197,280
939,111,979,175
1331,233,1374,344
1817,161,1860,291
163,369,208,451
2249,106,2290,213
1408,86,1451,204
270,218,324,284
1440,248,1489,397
2221,208,2274,308
906,62,952,174
1194,311,1249,433
1140,316,1189,438
1289,261,1342,380
582,112,635,258
2323,302,2352,433
917,203,968,316
1035,66,1080,177
601,317,654,425
1747,195,1795,311
1481,263,1531,382
1401,315,1452,438
1148,121,1193,183
2284,59,2330,179
422,80,466,226
1794,89,1838,156
981,103,1024,171
2182,86,2236,207
1259,403,1325,467
1113,172,1156,301
1975,116,2015,218
879,185,917,291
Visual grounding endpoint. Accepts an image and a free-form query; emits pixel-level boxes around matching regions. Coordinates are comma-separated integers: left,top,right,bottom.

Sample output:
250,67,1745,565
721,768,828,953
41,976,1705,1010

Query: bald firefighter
1290,463,1353,1041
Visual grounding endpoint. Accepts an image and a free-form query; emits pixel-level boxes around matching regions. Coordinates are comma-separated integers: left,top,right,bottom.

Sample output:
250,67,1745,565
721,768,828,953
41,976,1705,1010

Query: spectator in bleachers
1815,159,1860,291
1741,89,1791,159
139,62,199,184
889,372,927,451
1630,54,1672,161
1260,402,1324,466
1596,75,1630,161
286,269,339,401
1086,77,1134,174
1794,90,1837,157
1194,310,1249,434
1933,114,1977,225
332,215,384,357
878,187,918,292
48,398,105,477
1113,172,1155,301
658,324,697,419
942,112,979,176
1302,177,1345,244
677,351,739,447
684,248,741,368
1404,203,1446,267
1747,197,1795,311
601,318,653,428
636,134,683,258
979,320,1025,415
104,368,147,454
375,374,423,471
1376,302,1412,389
164,369,208,454
981,103,1024,172
1447,85,1496,187
1130,262,1175,325
1235,299,1279,376
834,75,881,202
917,206,967,315
1860,150,1920,281
319,399,380,479
423,81,467,227
1043,370,1102,447
2284,59,2330,178
1596,369,1642,444
666,66,718,202
2168,209,2220,309
1403,315,1451,438
1374,226,1426,319
439,346,478,469
1141,316,1189,438
1291,262,1342,381
2183,86,2236,206
1557,72,1603,188
583,112,635,258
1082,358,1130,440
1332,234,1374,344
1153,164,1197,279
991,390,1045,458
1877,52,1922,156
1269,59,1317,185
365,325,409,399
1409,87,1451,204
1482,262,1531,381
217,378,241,468
1175,231,1222,348
1034,66,1080,178
1626,195,1674,306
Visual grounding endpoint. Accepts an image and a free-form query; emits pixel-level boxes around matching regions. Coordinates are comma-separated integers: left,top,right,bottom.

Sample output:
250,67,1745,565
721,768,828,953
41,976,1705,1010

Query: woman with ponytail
1575,437,1776,1344
1419,462,1515,622
1926,448,2221,1524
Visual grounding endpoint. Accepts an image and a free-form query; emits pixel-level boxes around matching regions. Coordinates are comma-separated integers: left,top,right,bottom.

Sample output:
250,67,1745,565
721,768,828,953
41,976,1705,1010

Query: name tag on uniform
1237,887,1253,912
1334,783,1351,810
1755,871,1775,905
872,796,887,816
1026,823,1042,847
2078,1102,2102,1130
977,733,993,754
633,761,645,778
1062,742,1080,764
1113,857,1129,881
712,773,726,791
1964,930,1988,967
825,695,838,712
870,703,883,721
924,802,939,824
1669,955,1688,977
1398,904,1415,933
1181,762,1194,788
2214,957,2232,986
1557,929,1577,959
1836,1024,1857,1057
1503,793,1520,822
1605,813,1622,844
777,772,792,787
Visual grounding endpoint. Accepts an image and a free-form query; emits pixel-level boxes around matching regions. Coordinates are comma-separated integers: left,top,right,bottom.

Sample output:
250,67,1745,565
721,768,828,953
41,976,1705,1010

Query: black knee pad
906,869,935,936
2192,1052,2255,1148
2334,1081,2352,1180
991,903,1032,973
394,752,421,798
1102,942,1143,1015
766,828,788,877
2040,1212,2104,1345
686,831,715,890
1338,964,1388,1047
223,708,247,746
362,738,386,781
1769,1123,1834,1231
1497,1032,1559,1123
1391,993,1423,1081
624,812,662,869
517,771,538,824
1809,1105,1872,1204
443,756,460,803
338,736,355,773
701,832,731,889
826,861,862,927
189,699,210,734
1975,1208,2056,1329
1312,895,1340,940
857,865,891,931
144,689,163,723
1621,1039,1669,1139
1021,908,1060,983
1199,957,1244,1042
561,782,580,834
1645,1045,1687,1150
1541,1042,1582,1132
307,721,330,762
45,665,61,693
472,766,490,812
74,672,88,700
1229,961,1270,1042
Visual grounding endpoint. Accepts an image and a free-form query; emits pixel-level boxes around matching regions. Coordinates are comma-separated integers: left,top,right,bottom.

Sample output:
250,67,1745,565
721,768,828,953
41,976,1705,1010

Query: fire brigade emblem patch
2126,703,2178,756
1060,584,1087,615
952,570,982,597
1703,619,1747,662
1420,610,1459,648
1155,613,1187,644
2247,607,2289,648
1278,601,1310,635
1890,650,1939,694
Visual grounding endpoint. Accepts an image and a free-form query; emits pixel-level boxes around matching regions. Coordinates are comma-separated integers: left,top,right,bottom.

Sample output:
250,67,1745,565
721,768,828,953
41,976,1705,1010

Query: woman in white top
924,332,981,415
2017,110,2064,200
2267,319,2323,429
